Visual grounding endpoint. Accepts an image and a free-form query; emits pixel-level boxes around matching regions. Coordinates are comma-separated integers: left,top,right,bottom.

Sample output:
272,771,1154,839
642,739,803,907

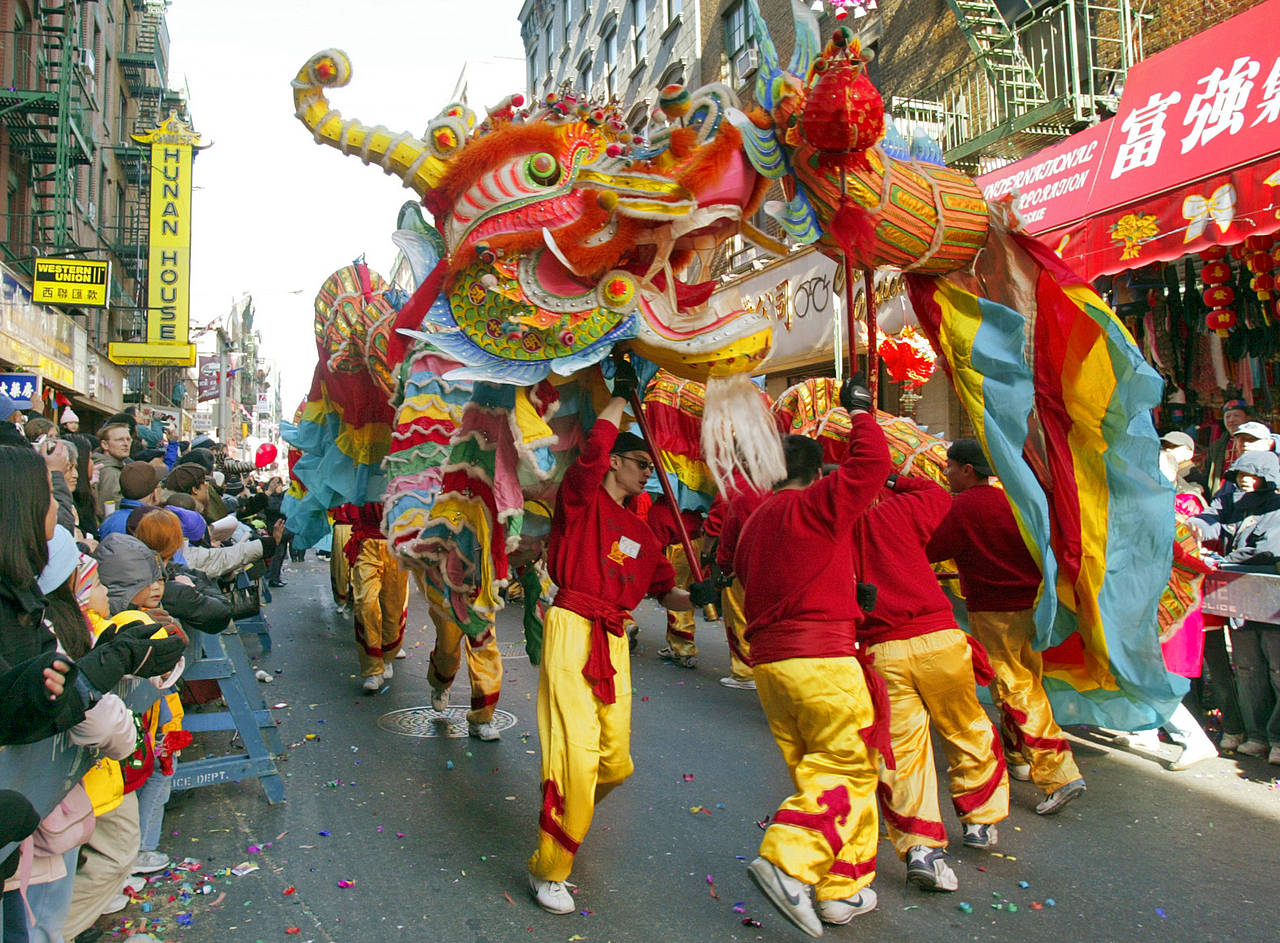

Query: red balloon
255,442,278,469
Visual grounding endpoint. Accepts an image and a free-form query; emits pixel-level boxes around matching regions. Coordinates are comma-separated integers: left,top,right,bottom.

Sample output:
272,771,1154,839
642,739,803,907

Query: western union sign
33,258,109,307
109,111,206,366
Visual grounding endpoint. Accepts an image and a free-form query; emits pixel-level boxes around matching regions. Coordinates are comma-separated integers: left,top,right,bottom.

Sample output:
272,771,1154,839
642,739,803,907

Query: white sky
166,0,527,413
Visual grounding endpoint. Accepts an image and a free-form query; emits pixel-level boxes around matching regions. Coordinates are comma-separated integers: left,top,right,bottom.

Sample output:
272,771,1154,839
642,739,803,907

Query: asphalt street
100,558,1280,943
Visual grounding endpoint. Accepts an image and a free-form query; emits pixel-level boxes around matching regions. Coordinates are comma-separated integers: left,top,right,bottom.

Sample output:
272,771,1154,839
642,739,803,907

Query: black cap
609,431,647,455
947,438,994,477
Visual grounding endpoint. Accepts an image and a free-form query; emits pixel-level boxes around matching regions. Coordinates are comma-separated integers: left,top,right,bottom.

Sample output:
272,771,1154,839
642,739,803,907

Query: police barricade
1201,565,1280,623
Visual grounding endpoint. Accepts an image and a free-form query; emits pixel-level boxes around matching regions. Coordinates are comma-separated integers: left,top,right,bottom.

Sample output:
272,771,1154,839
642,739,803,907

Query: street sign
33,258,109,308
0,373,40,408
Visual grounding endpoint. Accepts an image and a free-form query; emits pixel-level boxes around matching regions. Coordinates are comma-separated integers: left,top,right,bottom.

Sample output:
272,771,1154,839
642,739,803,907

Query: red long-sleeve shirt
734,412,892,665
547,418,676,609
645,498,704,550
925,483,1041,612
852,475,958,647
716,485,769,571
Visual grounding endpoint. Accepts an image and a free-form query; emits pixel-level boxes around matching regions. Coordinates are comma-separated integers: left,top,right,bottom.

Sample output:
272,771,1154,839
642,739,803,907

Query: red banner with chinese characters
976,0,1280,279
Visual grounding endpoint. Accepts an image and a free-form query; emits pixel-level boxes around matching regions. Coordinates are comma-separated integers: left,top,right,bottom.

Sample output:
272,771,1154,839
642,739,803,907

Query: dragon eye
525,152,561,186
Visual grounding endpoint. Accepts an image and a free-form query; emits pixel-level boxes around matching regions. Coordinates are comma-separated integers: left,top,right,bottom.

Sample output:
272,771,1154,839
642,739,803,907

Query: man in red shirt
527,362,711,916
852,473,1008,893
735,384,892,938
926,439,1085,816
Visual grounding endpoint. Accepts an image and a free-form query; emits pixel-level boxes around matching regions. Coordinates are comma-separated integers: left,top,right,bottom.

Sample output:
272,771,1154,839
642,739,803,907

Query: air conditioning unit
733,47,758,82
86,201,96,224
77,47,96,76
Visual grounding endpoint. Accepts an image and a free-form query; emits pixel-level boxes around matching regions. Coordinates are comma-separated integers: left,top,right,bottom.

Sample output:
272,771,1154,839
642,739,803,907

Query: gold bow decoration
1182,183,1237,243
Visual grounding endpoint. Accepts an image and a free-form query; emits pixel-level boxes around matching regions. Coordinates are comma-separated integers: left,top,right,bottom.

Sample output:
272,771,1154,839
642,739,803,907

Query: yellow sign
33,258,109,307
109,112,206,367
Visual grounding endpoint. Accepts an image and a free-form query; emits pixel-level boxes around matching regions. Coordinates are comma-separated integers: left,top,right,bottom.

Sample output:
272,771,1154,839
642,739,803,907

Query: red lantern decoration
1201,244,1227,261
1252,271,1275,300
1200,260,1232,285
1203,284,1236,308
797,27,884,173
1206,308,1238,336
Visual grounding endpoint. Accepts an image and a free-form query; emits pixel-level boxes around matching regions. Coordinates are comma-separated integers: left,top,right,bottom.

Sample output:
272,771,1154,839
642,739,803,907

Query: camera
221,458,254,475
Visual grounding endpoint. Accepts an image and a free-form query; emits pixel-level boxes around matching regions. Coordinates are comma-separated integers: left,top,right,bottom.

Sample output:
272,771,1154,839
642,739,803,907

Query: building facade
0,0,196,433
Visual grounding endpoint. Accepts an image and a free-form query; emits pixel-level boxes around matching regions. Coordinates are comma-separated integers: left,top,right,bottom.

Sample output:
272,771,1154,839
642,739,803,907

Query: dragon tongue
639,266,717,309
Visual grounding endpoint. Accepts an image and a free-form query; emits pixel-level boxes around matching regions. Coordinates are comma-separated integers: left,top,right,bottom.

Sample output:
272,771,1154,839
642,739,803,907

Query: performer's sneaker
361,673,384,693
1236,739,1268,757
962,824,998,849
719,676,756,690
1007,762,1032,781
528,872,575,915
381,661,394,681
905,846,957,892
1034,778,1086,815
747,856,822,938
657,646,696,669
1218,732,1243,751
430,687,450,712
815,888,877,925
468,721,501,742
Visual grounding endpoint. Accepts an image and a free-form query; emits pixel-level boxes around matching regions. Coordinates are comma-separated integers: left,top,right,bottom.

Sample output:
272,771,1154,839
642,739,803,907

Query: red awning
976,0,1280,279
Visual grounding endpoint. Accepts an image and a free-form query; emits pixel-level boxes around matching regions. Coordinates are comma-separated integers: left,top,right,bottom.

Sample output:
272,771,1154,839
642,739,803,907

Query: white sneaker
1218,732,1244,751
1035,778,1086,815
905,846,957,892
1007,762,1032,782
719,676,757,690
528,872,575,915
1269,745,1280,766
430,687,449,712
1237,739,1268,757
122,876,146,895
1114,729,1162,750
102,893,131,914
395,649,407,659
1168,739,1218,770
131,851,170,874
815,887,877,925
747,856,822,938
381,661,394,681
468,721,501,741
362,673,384,693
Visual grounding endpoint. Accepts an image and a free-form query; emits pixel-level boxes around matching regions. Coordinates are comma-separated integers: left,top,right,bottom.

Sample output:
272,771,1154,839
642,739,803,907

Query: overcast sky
166,0,526,413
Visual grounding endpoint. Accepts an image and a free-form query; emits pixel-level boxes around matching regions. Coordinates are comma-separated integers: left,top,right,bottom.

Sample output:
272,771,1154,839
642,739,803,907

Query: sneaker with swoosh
748,856,822,938
816,887,877,925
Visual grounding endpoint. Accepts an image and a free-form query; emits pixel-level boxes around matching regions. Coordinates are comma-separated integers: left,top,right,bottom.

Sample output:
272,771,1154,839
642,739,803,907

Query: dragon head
294,51,774,386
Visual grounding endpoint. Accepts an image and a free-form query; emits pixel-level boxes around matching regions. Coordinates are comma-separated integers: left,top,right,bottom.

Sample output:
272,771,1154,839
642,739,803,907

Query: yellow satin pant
721,578,754,681
529,606,634,882
664,539,701,657
330,523,352,607
755,656,879,901
352,538,409,677
870,628,1008,856
968,609,1081,793
423,583,503,724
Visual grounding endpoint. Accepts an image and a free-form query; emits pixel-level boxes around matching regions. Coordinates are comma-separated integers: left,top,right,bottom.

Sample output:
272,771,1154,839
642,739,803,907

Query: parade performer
422,573,504,742
926,440,1085,815
852,471,1007,892
527,361,711,916
710,477,769,689
334,503,409,693
647,495,705,669
735,385,892,937
330,519,352,613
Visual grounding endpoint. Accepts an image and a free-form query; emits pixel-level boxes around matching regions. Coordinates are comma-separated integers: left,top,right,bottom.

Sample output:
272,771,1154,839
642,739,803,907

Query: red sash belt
854,649,896,771
553,587,631,705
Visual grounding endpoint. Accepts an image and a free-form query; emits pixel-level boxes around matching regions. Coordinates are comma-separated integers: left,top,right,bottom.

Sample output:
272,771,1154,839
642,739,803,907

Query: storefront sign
109,112,205,366
0,266,82,389
198,356,221,402
33,258,109,308
975,0,1280,278
0,373,39,409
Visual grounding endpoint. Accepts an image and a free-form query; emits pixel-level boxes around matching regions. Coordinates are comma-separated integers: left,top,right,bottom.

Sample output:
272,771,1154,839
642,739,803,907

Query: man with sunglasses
527,359,717,916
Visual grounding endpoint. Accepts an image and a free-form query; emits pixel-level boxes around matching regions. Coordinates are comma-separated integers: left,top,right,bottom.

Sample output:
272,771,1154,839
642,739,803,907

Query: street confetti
706,875,718,898
732,903,746,914
682,773,694,781
283,887,295,895
317,830,331,837
337,880,355,888
504,891,515,905
1157,908,1168,918
741,917,762,927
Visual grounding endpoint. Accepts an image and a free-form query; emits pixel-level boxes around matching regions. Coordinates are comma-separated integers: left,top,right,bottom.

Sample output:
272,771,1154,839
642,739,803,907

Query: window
564,0,574,45
725,1,747,58
545,22,554,74
577,54,591,94
603,25,617,97
528,40,540,96
667,0,682,25
629,0,647,65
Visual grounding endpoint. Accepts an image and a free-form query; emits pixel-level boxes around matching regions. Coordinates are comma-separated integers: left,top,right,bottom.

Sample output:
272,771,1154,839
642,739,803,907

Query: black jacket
161,563,232,635
0,580,86,745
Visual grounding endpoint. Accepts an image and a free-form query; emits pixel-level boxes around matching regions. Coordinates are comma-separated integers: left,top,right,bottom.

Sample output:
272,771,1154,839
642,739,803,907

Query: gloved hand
689,578,719,608
840,376,873,413
77,621,188,691
610,356,639,402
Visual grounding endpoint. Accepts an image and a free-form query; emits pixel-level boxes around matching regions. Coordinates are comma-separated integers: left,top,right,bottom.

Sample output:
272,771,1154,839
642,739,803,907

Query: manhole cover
377,706,518,739
498,642,529,658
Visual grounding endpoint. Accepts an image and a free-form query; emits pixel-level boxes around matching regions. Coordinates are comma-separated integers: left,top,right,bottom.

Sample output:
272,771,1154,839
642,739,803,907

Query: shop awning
976,0,1280,280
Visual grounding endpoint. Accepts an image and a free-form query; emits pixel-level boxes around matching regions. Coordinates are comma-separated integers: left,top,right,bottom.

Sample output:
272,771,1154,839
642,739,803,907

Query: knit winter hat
37,525,80,595
60,407,79,424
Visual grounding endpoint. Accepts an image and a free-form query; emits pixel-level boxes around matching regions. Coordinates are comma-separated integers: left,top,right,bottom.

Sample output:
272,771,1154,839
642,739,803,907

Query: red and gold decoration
876,325,937,390
1198,245,1236,337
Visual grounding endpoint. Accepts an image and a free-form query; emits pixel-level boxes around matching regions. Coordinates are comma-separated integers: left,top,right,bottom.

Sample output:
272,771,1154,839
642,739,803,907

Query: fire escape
0,2,96,271
894,0,1145,172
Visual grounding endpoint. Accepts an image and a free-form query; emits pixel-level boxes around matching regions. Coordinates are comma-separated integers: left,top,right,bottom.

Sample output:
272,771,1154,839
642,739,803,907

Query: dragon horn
291,49,452,198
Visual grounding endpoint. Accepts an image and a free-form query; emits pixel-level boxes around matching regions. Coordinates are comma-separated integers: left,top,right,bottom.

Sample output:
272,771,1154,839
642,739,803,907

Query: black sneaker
657,646,696,669
962,823,997,848
905,846,957,891
1035,778,1086,815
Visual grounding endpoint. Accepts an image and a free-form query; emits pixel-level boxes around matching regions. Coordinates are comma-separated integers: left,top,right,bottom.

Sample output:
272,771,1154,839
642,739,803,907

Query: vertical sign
109,111,205,366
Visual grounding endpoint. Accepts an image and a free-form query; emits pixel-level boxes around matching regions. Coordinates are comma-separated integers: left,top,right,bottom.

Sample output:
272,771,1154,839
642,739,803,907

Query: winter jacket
0,581,86,745
51,471,76,532
161,563,232,635
1193,450,1280,568
94,533,163,615
93,453,128,520
182,538,266,580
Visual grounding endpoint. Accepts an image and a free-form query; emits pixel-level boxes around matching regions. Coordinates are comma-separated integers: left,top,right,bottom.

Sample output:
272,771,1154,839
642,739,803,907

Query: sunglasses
619,454,655,474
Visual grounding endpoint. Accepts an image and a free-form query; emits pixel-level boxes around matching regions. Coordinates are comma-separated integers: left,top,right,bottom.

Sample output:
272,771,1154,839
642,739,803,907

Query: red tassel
828,198,877,269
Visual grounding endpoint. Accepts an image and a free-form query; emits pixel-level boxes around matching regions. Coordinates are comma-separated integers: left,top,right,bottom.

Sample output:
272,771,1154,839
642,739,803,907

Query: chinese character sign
0,374,41,410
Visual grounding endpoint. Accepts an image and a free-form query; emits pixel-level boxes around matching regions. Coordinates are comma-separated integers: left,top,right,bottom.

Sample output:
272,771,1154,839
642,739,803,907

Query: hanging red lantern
1252,271,1275,300
1245,235,1272,252
1206,308,1238,336
1228,243,1248,261
1201,260,1233,285
797,27,884,173
1203,284,1235,308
